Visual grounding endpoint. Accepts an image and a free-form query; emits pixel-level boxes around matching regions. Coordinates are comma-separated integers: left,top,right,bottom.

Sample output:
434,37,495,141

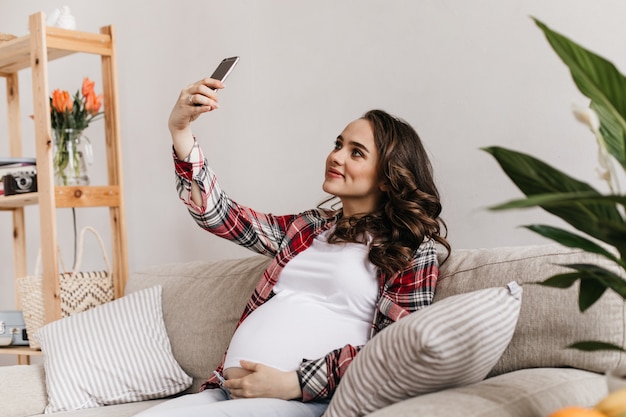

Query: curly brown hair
324,109,450,276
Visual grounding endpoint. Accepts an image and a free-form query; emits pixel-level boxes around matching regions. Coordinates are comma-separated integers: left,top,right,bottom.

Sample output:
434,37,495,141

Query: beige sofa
2,244,623,417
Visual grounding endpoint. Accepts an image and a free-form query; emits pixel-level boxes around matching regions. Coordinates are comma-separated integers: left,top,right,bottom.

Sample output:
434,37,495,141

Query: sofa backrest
436,244,626,377
126,244,626,391
126,255,271,393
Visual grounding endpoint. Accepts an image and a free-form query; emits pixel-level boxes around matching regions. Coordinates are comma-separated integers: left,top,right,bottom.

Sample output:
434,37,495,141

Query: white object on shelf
46,6,76,30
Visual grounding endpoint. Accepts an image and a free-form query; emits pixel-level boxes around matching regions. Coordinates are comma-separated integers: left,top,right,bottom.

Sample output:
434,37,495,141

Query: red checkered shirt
174,140,440,402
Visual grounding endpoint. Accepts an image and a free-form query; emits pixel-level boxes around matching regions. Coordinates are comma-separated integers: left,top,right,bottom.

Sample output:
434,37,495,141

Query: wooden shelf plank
0,186,121,209
0,346,43,356
0,36,30,73
0,27,111,73
46,27,112,56
55,185,120,207
0,192,39,209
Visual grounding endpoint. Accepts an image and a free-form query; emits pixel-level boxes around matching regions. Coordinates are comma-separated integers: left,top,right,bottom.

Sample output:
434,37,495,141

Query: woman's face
323,118,383,217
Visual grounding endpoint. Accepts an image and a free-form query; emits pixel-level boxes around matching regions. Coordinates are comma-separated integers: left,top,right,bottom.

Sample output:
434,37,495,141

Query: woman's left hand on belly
223,360,302,400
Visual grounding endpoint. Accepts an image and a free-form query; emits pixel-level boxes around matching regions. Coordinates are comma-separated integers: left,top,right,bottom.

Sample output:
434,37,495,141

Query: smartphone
194,56,239,105
209,56,239,88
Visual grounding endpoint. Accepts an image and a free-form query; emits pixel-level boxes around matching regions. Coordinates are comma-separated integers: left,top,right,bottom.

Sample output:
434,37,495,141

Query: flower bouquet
51,77,103,185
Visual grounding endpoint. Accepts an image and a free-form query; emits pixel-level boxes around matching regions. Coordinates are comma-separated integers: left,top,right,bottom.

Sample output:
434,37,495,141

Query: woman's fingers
187,78,225,108
169,78,224,132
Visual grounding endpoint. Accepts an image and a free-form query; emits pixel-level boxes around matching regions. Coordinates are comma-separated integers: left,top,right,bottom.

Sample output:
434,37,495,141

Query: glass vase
53,128,93,186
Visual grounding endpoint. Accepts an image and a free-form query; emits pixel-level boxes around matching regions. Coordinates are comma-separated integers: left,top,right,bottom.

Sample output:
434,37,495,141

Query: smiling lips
326,168,344,179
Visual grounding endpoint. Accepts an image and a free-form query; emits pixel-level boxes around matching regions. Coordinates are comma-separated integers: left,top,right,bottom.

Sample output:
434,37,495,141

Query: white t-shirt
223,229,379,371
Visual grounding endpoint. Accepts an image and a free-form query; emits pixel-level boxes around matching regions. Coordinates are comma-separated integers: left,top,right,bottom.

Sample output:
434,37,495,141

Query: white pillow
325,282,523,417
37,285,192,413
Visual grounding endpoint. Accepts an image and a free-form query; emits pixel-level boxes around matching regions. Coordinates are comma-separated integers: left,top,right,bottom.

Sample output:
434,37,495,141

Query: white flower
572,103,601,134
596,145,613,184
572,103,621,193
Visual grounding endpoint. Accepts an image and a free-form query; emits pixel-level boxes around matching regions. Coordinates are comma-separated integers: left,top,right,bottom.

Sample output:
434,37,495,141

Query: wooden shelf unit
0,12,128,364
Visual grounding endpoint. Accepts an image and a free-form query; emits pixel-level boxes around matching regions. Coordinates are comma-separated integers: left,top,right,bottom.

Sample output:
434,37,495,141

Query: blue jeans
133,388,328,417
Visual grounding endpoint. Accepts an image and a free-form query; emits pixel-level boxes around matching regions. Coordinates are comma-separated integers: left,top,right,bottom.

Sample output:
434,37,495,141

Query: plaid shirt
174,140,440,402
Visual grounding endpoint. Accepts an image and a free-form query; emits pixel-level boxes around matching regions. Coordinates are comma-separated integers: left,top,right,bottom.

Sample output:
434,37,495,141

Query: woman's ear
379,182,389,192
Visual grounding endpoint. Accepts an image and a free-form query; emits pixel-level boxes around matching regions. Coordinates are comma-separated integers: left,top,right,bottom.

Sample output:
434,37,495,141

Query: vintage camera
0,311,29,346
3,170,38,195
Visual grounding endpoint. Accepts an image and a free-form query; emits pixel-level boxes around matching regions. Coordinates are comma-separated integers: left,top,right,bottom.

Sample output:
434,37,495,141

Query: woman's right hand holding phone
169,78,224,159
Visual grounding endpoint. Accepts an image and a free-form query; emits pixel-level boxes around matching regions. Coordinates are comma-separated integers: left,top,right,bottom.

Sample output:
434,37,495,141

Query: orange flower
84,91,103,115
49,77,103,132
51,89,73,113
81,77,95,98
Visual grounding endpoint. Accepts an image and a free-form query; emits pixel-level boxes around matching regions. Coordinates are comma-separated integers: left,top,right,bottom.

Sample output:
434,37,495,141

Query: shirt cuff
172,138,204,180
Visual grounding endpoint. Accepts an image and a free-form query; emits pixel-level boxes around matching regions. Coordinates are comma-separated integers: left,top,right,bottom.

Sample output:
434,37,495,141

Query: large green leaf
569,341,625,352
593,218,626,259
592,102,626,169
579,278,608,311
534,18,626,169
539,272,582,289
539,263,626,311
567,263,626,305
483,146,623,244
491,192,626,210
523,224,623,267
493,193,626,256
492,195,626,257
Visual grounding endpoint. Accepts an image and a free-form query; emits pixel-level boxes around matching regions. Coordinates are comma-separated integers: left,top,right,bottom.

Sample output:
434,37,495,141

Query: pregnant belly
223,291,371,372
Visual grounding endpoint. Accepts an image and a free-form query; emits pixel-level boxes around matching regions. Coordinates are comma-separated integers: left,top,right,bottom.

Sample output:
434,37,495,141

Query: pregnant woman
137,76,450,417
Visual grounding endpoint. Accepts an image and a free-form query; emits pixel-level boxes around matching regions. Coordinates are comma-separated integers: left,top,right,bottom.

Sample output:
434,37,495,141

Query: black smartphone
209,56,239,88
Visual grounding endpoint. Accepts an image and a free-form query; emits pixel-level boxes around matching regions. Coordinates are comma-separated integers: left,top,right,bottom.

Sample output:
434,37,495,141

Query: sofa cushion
366,368,606,417
22,399,166,417
37,286,192,413
125,255,271,393
325,283,522,417
0,364,47,417
435,244,626,376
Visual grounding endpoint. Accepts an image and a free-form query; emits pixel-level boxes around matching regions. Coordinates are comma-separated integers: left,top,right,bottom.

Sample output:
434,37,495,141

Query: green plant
484,18,626,352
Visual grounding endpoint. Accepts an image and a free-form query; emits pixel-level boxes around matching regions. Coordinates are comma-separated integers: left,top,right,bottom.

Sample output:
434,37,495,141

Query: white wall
1,1,625,364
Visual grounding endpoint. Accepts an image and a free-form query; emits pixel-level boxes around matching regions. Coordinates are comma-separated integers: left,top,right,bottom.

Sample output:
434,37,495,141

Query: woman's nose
330,150,344,165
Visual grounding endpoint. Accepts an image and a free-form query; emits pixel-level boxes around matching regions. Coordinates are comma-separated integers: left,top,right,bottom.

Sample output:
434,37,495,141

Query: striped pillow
37,286,192,413
325,282,522,417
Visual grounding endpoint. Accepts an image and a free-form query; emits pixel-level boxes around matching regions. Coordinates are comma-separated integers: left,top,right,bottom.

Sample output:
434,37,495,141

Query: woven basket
17,227,113,349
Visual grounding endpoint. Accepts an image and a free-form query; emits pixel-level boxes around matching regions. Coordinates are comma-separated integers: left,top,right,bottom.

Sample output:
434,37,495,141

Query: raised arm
168,78,224,206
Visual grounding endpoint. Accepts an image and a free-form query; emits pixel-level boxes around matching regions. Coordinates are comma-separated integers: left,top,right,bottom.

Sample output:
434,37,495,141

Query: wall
0,0,625,364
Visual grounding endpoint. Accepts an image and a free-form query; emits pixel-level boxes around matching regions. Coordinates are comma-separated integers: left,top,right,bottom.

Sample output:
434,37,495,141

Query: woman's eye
334,141,341,150
352,149,363,157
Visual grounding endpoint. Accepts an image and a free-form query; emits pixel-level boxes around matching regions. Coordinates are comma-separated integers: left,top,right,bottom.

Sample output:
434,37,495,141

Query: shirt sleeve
298,344,361,402
172,139,297,256
297,238,440,402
